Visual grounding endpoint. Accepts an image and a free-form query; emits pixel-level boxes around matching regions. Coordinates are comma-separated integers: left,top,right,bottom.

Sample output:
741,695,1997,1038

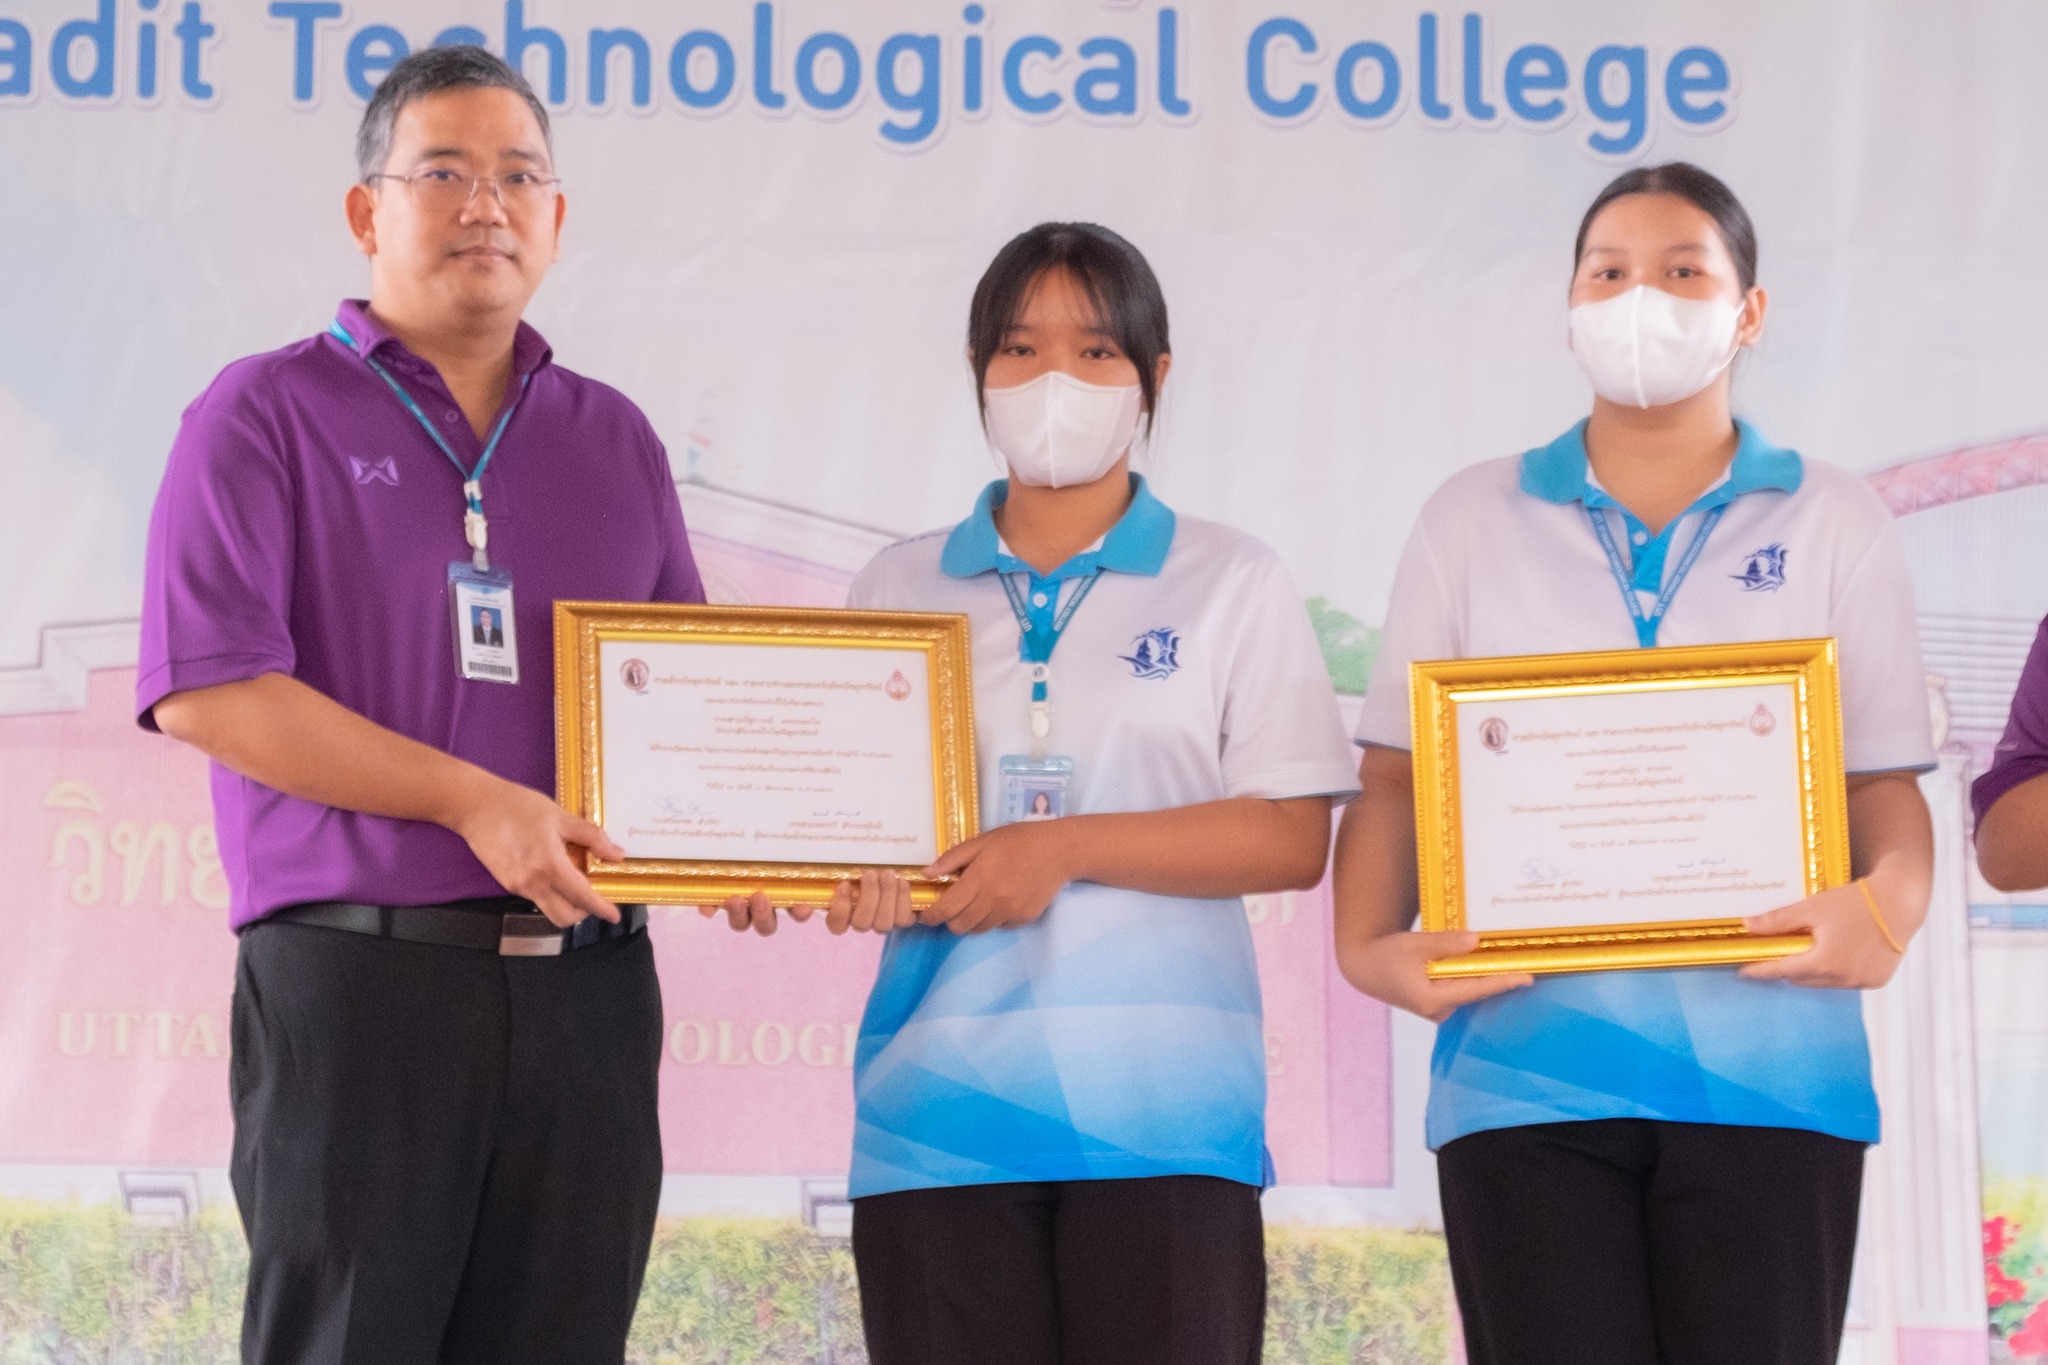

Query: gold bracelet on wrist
1854,877,1906,955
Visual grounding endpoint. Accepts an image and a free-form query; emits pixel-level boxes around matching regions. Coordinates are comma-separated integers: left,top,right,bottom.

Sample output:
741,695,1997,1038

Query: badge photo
449,563,519,684
1000,753,1074,824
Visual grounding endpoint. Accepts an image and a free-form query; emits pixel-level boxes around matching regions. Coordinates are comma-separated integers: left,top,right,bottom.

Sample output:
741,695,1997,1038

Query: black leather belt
266,896,648,957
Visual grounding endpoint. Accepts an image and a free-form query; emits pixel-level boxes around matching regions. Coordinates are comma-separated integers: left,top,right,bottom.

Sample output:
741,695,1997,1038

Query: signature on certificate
1518,859,1578,884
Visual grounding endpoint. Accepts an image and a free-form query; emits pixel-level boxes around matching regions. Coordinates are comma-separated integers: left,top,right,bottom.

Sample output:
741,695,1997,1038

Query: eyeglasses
365,167,561,213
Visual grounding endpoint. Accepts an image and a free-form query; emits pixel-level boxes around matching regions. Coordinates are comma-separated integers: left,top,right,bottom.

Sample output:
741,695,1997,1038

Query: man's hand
920,823,1072,935
704,893,816,936
1739,883,1905,989
825,870,917,935
1336,930,1533,1023
451,778,624,928
703,870,922,937
150,674,630,928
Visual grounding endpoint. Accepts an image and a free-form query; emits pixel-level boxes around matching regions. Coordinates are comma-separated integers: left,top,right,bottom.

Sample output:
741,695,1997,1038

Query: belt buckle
499,913,564,957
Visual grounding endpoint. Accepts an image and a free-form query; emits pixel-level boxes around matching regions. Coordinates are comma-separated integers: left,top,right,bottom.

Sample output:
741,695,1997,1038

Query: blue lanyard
1586,503,1725,648
328,317,528,571
1000,570,1101,755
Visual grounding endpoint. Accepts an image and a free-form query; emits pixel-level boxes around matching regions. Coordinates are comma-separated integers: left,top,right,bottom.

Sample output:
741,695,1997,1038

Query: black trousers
230,919,665,1365
1437,1119,1865,1365
852,1176,1266,1365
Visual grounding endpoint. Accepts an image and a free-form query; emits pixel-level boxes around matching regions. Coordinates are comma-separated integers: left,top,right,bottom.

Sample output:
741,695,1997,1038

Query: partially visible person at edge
1972,621,2048,893
137,46,703,1364
726,222,1361,1364
1331,163,1935,1365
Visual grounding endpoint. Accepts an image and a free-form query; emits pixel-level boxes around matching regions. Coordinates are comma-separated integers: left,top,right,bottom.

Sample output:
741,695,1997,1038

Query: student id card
449,562,518,684
1000,754,1073,824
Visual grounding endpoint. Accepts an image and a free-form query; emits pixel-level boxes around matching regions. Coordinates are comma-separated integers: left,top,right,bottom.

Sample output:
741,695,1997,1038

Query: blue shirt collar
1518,418,1803,510
940,475,1177,580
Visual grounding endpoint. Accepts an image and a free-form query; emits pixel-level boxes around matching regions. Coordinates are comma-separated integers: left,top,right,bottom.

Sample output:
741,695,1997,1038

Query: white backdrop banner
5,2,2046,1361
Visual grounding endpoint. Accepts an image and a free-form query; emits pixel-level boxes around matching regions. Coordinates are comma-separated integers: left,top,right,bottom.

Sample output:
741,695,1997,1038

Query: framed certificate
1412,639,1849,977
554,602,979,907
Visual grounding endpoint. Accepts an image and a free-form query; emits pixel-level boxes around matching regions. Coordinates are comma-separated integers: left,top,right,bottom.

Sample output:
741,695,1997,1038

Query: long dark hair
1574,162,1758,291
967,222,1171,432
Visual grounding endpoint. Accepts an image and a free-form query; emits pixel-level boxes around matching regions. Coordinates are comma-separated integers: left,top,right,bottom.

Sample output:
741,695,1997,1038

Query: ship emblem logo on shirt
350,456,400,487
1731,543,1787,592
1120,628,1181,680
886,669,912,701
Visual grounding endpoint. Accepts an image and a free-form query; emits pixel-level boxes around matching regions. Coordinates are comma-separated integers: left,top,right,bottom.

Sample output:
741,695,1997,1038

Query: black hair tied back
1574,161,1758,292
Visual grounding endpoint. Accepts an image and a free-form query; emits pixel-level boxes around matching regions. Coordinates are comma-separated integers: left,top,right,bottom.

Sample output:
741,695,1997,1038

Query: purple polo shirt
137,299,705,929
1975,615,2048,828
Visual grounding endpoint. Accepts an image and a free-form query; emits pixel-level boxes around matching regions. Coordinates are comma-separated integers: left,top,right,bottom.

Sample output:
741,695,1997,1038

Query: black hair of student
356,46,552,181
1573,162,1758,292
968,223,1171,432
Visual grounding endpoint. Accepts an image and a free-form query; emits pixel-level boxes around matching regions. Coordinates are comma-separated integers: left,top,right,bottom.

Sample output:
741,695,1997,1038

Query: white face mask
1568,285,1746,409
983,370,1144,488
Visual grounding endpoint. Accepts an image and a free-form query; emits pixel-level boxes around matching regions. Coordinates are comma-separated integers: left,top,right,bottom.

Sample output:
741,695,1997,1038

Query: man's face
348,86,565,325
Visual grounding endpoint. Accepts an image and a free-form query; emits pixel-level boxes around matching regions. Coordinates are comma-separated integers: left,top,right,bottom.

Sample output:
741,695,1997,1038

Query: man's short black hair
356,46,552,180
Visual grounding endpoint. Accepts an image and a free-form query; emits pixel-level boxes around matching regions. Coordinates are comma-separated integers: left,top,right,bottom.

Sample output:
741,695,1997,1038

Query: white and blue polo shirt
1356,420,1934,1150
846,476,1360,1197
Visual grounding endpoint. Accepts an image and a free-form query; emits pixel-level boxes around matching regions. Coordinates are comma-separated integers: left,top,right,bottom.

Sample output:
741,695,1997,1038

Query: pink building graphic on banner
8,439,2046,1361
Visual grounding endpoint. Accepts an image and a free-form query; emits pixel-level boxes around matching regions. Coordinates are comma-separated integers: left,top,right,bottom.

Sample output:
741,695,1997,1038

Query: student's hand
823,869,919,935
1337,930,1533,1023
1739,883,1905,989
453,777,623,928
704,893,815,936
919,824,1073,935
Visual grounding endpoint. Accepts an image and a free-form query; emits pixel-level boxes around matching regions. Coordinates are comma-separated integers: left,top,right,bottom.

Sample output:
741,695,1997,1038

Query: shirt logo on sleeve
1730,544,1787,592
350,456,400,487
1120,628,1181,680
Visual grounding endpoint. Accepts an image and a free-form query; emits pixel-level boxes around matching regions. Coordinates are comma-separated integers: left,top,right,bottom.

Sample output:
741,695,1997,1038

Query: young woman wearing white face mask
1332,164,1936,1363
823,222,1360,1365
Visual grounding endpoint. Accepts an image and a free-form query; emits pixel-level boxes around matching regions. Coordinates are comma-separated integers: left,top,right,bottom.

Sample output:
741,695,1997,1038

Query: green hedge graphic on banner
0,1202,1450,1364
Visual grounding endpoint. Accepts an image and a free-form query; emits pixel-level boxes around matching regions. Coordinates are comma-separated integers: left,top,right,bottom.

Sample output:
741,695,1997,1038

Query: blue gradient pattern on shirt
846,479,1362,1198
1400,427,1892,1154
851,884,1269,1196
1428,966,1879,1149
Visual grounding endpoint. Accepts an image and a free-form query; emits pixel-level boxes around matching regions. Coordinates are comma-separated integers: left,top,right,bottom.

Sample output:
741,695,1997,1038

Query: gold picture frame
1412,639,1849,977
554,601,979,908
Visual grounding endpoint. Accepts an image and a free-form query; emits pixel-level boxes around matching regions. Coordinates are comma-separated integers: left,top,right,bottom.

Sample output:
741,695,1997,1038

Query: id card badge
1000,754,1073,824
448,562,519,684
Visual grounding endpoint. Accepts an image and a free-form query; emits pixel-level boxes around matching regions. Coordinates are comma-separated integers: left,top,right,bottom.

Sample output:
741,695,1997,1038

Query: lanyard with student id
329,318,529,684
995,570,1100,824
1586,502,1726,648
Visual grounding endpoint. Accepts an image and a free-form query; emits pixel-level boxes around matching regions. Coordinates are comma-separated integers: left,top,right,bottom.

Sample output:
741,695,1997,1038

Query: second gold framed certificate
1412,639,1850,977
555,602,979,908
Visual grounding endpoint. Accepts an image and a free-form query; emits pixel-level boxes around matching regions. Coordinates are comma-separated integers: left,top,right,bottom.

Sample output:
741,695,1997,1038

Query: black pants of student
852,1175,1266,1365
1437,1119,1866,1365
229,917,665,1365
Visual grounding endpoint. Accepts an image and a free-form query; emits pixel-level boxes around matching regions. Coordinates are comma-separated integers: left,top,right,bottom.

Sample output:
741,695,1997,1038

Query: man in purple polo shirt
137,47,697,1364
1978,617,2048,891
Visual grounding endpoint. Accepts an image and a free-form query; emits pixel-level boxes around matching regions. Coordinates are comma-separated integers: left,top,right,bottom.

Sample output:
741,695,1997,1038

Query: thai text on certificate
597,639,939,865
1456,681,1807,931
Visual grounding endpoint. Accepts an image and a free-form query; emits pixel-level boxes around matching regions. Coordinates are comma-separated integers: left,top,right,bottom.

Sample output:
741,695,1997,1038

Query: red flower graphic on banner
1985,1211,2048,1345
2010,1301,2048,1356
